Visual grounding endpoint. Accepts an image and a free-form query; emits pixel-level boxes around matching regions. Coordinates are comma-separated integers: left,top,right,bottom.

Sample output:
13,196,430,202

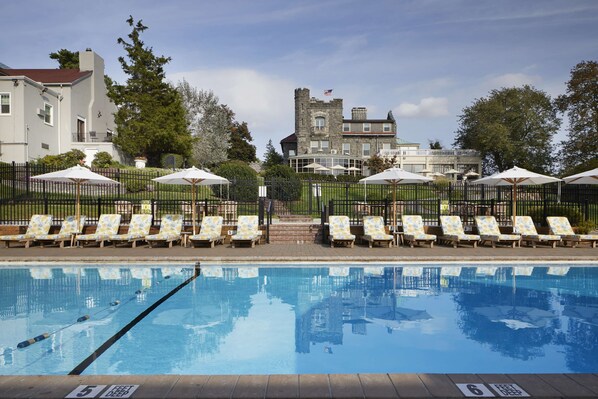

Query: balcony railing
379,149,480,157
71,131,113,143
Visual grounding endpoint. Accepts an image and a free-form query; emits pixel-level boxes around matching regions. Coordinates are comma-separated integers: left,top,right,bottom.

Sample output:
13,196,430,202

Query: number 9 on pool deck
65,385,107,398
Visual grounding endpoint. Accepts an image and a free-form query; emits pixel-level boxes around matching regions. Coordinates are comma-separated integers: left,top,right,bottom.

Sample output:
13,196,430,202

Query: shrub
92,152,118,168
160,153,184,169
37,149,85,168
213,161,258,201
527,204,584,226
575,220,597,234
125,179,147,193
263,165,302,201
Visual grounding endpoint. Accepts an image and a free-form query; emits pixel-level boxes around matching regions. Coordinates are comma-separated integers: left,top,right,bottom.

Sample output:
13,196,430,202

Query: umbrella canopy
464,170,479,177
445,169,461,174
304,162,324,169
330,165,346,170
152,166,229,234
31,165,119,232
563,168,598,185
359,167,432,231
420,167,433,174
315,166,330,172
347,166,361,171
471,166,561,228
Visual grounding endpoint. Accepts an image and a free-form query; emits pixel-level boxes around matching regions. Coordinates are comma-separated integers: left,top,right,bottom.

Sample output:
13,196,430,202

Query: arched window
315,116,325,130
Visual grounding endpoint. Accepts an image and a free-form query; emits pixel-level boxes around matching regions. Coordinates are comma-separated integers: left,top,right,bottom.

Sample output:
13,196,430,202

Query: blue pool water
0,263,597,375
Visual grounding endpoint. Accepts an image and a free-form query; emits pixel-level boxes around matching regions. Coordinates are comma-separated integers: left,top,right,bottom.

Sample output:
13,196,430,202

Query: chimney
351,107,367,120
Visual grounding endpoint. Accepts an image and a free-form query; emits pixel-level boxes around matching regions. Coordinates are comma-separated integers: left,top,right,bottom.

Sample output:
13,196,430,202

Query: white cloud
169,68,297,156
394,97,449,118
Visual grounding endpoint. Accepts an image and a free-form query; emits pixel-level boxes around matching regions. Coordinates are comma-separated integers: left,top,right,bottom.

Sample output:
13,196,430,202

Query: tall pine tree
108,16,192,166
227,121,257,163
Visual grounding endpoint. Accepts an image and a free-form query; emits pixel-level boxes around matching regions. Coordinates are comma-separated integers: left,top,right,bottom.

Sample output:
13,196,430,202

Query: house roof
0,68,92,84
280,133,297,144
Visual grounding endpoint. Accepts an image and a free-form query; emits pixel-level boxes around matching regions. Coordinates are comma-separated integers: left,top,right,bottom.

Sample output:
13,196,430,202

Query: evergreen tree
49,49,79,69
262,139,284,169
108,16,192,166
555,60,598,175
227,121,257,163
454,85,559,175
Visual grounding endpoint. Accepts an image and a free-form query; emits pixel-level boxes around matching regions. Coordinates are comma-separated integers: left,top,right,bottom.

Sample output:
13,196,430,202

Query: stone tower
294,88,343,155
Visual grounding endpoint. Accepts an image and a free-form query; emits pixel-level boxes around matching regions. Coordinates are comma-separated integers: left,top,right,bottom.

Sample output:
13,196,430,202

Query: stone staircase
268,219,324,244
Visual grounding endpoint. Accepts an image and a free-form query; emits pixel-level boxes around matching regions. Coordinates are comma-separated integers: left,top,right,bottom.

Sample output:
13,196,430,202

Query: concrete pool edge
1,373,597,398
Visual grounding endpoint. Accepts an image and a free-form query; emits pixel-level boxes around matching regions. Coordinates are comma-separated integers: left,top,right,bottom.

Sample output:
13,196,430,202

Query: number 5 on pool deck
65,385,107,398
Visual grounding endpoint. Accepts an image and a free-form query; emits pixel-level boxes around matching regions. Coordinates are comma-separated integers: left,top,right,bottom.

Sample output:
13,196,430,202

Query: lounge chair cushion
109,214,153,242
35,215,86,244
146,214,183,242
362,216,393,240
232,216,260,241
329,216,356,241
514,216,560,244
402,215,436,242
547,216,598,241
439,216,480,241
190,216,224,241
0,214,53,242
475,216,520,243
77,214,122,242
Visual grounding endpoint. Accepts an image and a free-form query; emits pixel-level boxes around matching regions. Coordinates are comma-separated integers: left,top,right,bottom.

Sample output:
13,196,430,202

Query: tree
555,60,598,175
37,149,85,168
228,121,257,163
262,139,284,169
49,49,79,69
177,79,231,168
365,154,397,174
454,85,560,175
108,16,192,166
429,140,443,149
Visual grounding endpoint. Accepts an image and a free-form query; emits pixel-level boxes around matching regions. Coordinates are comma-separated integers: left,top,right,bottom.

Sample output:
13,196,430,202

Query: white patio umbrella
331,165,346,171
30,165,120,232
445,169,461,175
359,167,432,232
563,168,598,185
471,166,561,228
152,166,230,234
304,162,324,170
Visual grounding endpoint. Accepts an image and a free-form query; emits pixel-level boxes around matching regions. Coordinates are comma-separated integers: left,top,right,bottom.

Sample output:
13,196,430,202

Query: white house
0,49,122,165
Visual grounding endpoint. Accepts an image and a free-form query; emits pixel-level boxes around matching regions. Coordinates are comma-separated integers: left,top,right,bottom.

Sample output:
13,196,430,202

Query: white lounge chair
231,216,261,248
513,216,561,248
109,214,153,248
402,215,436,248
35,215,86,248
145,214,183,248
0,214,53,248
362,216,393,248
547,216,598,248
189,216,225,248
328,215,355,248
76,214,122,247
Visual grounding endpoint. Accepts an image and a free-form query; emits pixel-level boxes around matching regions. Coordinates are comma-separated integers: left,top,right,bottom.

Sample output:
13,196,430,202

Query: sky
2,0,597,160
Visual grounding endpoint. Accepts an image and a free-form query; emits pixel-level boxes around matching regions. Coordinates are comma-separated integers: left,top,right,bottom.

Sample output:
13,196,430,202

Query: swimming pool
0,263,597,375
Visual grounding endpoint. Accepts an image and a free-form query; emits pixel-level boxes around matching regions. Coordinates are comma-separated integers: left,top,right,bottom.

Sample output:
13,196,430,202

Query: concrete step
268,223,323,244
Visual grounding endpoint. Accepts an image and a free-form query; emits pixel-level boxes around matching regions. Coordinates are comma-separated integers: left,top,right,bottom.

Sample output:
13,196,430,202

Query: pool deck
1,242,597,398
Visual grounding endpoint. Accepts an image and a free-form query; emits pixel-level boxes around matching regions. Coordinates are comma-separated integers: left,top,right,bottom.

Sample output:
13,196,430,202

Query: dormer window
343,123,350,132
383,123,391,132
363,123,371,132
315,116,325,130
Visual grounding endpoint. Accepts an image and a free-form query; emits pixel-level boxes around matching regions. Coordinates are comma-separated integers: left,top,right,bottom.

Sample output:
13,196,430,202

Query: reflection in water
0,264,597,375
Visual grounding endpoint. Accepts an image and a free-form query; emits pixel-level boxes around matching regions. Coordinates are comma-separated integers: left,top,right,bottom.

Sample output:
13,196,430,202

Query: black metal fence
1,162,597,227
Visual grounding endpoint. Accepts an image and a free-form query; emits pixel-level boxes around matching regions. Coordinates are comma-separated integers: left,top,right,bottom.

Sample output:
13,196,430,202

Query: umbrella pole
192,183,197,235
512,183,517,230
393,183,397,233
76,182,81,233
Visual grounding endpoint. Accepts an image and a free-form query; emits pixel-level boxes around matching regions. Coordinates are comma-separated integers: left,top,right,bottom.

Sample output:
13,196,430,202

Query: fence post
329,200,334,216
25,162,30,197
345,183,349,202
437,199,441,226
543,199,548,225
308,177,313,214
584,200,589,221
44,197,49,215
97,197,102,221
258,197,265,225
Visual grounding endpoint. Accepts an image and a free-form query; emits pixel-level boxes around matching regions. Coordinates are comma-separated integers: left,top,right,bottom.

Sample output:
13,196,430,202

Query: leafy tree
108,16,192,166
262,139,284,169
365,154,397,174
555,60,598,175
454,85,560,175
177,79,231,168
228,121,257,163
92,152,121,168
49,49,79,69
429,140,443,149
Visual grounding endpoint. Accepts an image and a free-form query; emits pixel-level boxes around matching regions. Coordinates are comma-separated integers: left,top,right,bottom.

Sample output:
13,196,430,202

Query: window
0,93,10,115
310,140,319,152
342,143,350,155
43,103,53,125
315,116,325,130
362,143,370,156
383,123,391,132
382,143,391,150
77,118,86,142
342,123,350,132
321,140,329,151
363,123,371,132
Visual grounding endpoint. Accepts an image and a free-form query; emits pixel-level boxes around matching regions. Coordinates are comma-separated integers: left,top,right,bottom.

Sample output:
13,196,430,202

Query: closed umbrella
31,165,119,232
359,167,432,232
152,166,229,235
471,166,560,228
563,168,598,185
